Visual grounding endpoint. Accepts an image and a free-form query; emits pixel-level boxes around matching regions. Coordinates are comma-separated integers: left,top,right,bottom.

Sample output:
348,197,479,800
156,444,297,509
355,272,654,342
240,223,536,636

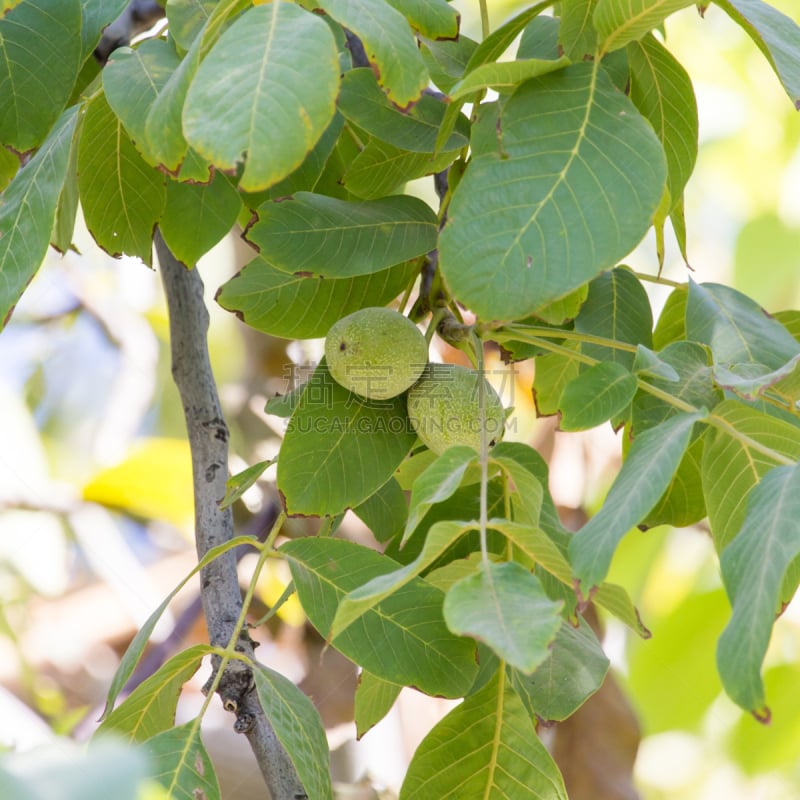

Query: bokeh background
1,1,799,797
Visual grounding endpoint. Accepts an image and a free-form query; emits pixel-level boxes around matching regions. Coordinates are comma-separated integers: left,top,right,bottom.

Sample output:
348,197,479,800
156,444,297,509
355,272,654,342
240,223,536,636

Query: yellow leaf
82,438,194,529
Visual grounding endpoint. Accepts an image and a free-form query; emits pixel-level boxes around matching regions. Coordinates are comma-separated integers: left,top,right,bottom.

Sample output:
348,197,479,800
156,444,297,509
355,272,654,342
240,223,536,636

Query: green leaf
253,664,333,800
103,39,182,165
632,344,680,382
594,0,695,54
167,0,216,51
0,145,18,192
444,561,563,673
160,174,242,266
702,399,800,550
142,721,220,800
399,671,567,799
420,34,478,94
314,0,429,108
558,0,598,60
717,464,800,717
715,0,800,108
517,15,561,60
439,64,666,322
246,193,437,279
219,459,274,510
51,112,81,253
384,0,459,39
642,436,707,528
594,581,651,637
404,446,478,542
353,477,408,543
78,92,166,264
532,348,581,416
216,256,417,340
343,138,457,199
338,68,468,152
570,411,704,593
493,456,545,526
449,57,570,100
0,0,82,151
559,362,638,431
100,536,258,719
628,34,698,213
653,284,687,348
712,355,800,403
0,106,77,329
81,0,131,56
354,671,402,738
282,537,478,697
277,361,417,515
332,519,475,638
574,268,654,369
144,42,200,172
509,619,609,722
183,3,340,192
631,341,720,434
686,280,800,368
96,645,211,742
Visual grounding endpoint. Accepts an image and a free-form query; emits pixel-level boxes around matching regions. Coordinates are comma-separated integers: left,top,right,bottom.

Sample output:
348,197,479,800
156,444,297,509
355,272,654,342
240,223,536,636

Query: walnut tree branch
155,231,306,800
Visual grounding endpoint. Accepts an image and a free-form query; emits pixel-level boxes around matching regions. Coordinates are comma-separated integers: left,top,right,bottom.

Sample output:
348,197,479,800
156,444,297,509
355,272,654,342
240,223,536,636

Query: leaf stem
495,328,797,466
478,0,490,39
472,331,490,564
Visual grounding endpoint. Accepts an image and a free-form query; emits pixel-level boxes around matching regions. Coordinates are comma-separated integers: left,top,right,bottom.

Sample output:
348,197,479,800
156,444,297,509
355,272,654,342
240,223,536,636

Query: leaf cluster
2,0,800,796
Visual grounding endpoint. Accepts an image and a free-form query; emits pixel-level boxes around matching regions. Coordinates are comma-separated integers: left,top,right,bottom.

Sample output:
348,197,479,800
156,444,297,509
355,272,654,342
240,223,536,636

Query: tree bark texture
155,231,307,800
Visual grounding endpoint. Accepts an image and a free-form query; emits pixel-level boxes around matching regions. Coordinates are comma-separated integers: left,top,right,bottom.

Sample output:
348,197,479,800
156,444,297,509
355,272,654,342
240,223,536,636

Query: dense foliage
2,0,800,797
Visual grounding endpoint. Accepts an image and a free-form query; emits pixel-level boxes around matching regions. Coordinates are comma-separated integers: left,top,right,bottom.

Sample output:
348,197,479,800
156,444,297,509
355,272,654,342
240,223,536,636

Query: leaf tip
751,705,771,725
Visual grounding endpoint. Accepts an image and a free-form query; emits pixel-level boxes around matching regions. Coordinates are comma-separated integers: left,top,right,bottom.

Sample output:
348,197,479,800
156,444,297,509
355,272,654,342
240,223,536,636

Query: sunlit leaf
253,664,333,800
558,0,598,60
559,362,638,431
702,399,800,551
404,447,478,542
277,361,417,515
575,268,653,368
183,2,339,191
100,535,256,718
0,0,82,151
353,477,408,543
399,671,567,799
78,92,165,263
143,721,220,800
216,257,417,340
314,0,429,108
0,106,77,329
97,645,211,742
717,464,800,718
686,280,800,369
570,411,705,593
160,173,242,266
384,0,458,39
448,57,570,100
283,537,478,697
245,193,437,279
354,671,402,738
628,34,698,213
82,438,194,528
509,619,609,722
594,0,695,54
444,561,563,673
219,459,274,510
716,0,800,108
439,64,665,322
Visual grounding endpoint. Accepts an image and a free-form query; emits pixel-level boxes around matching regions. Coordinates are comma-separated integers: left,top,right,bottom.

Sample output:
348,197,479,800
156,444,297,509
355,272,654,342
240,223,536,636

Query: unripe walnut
324,307,428,400
407,363,505,455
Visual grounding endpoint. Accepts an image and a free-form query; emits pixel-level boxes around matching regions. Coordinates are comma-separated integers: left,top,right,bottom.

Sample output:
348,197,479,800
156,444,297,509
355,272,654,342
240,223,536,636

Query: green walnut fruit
325,307,428,400
407,363,505,455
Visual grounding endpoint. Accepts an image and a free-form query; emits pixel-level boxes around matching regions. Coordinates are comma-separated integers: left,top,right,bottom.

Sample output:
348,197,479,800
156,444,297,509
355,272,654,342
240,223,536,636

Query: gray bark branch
155,231,306,800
